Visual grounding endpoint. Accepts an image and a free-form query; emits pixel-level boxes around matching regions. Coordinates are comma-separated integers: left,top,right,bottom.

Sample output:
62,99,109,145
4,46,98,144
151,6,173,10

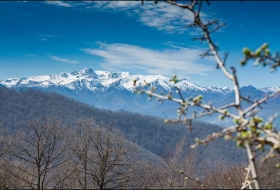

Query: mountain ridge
1,68,279,127
0,68,233,93
1,68,279,94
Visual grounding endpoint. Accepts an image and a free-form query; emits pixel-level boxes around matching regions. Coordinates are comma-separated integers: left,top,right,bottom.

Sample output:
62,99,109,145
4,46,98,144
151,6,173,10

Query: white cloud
78,1,196,33
50,55,79,64
82,43,213,76
45,1,72,8
44,1,209,33
93,1,140,9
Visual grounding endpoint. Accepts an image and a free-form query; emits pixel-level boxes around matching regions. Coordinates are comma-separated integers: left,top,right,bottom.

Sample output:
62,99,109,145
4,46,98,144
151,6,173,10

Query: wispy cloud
37,34,59,42
44,1,209,33
91,1,194,33
45,1,72,8
82,42,213,76
37,34,59,38
49,55,79,64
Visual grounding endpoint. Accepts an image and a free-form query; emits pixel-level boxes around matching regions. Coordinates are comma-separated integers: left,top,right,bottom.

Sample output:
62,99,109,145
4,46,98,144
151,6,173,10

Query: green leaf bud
255,49,261,56
233,118,239,124
262,43,268,50
243,48,251,56
240,131,249,139
237,140,243,147
265,49,270,56
265,122,273,130
254,117,263,123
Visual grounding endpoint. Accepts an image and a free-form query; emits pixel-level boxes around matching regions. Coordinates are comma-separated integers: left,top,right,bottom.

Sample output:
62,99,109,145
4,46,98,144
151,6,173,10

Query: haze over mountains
1,68,279,127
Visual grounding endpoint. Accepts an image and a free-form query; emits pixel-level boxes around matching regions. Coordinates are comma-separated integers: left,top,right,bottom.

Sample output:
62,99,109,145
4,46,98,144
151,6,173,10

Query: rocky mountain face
1,68,279,127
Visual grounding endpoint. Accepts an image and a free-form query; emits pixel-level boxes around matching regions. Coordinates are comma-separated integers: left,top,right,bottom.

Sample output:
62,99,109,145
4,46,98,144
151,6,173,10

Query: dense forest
0,87,246,164
0,87,279,189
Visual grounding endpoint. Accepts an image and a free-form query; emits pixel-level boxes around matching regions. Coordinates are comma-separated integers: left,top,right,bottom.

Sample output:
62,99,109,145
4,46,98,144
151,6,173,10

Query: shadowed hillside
0,87,246,166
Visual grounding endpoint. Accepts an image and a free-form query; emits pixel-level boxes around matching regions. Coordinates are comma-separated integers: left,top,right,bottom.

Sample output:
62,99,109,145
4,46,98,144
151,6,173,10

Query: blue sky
1,1,280,88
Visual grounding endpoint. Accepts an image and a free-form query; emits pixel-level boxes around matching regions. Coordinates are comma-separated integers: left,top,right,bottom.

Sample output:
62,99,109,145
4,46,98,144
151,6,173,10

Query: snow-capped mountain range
1,68,278,94
1,68,279,127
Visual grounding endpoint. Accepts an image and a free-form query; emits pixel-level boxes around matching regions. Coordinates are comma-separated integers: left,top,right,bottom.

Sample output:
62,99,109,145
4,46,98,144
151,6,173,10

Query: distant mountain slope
1,68,279,127
0,87,246,165
0,68,234,93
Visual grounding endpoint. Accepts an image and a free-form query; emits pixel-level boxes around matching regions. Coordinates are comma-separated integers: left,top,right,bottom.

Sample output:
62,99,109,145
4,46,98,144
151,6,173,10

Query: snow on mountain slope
260,86,280,93
0,78,19,87
1,68,279,128
0,68,275,94
0,68,191,92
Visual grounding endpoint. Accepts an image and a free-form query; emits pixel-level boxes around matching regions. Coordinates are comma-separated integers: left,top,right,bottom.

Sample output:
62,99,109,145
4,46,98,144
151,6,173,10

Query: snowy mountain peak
77,68,98,79
0,68,276,95
79,68,95,75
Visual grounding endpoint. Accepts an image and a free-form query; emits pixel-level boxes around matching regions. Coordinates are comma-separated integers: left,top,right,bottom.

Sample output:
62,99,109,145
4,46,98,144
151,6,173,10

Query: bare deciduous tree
131,139,199,189
89,125,137,189
49,159,78,189
72,119,138,189
258,155,280,189
202,162,246,189
9,117,71,189
160,138,199,189
0,124,10,158
0,158,24,189
71,119,96,189
0,123,13,188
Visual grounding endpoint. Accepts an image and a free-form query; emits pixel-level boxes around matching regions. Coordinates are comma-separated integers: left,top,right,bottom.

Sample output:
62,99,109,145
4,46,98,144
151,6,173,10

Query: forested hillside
2,69,279,128
0,87,246,166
